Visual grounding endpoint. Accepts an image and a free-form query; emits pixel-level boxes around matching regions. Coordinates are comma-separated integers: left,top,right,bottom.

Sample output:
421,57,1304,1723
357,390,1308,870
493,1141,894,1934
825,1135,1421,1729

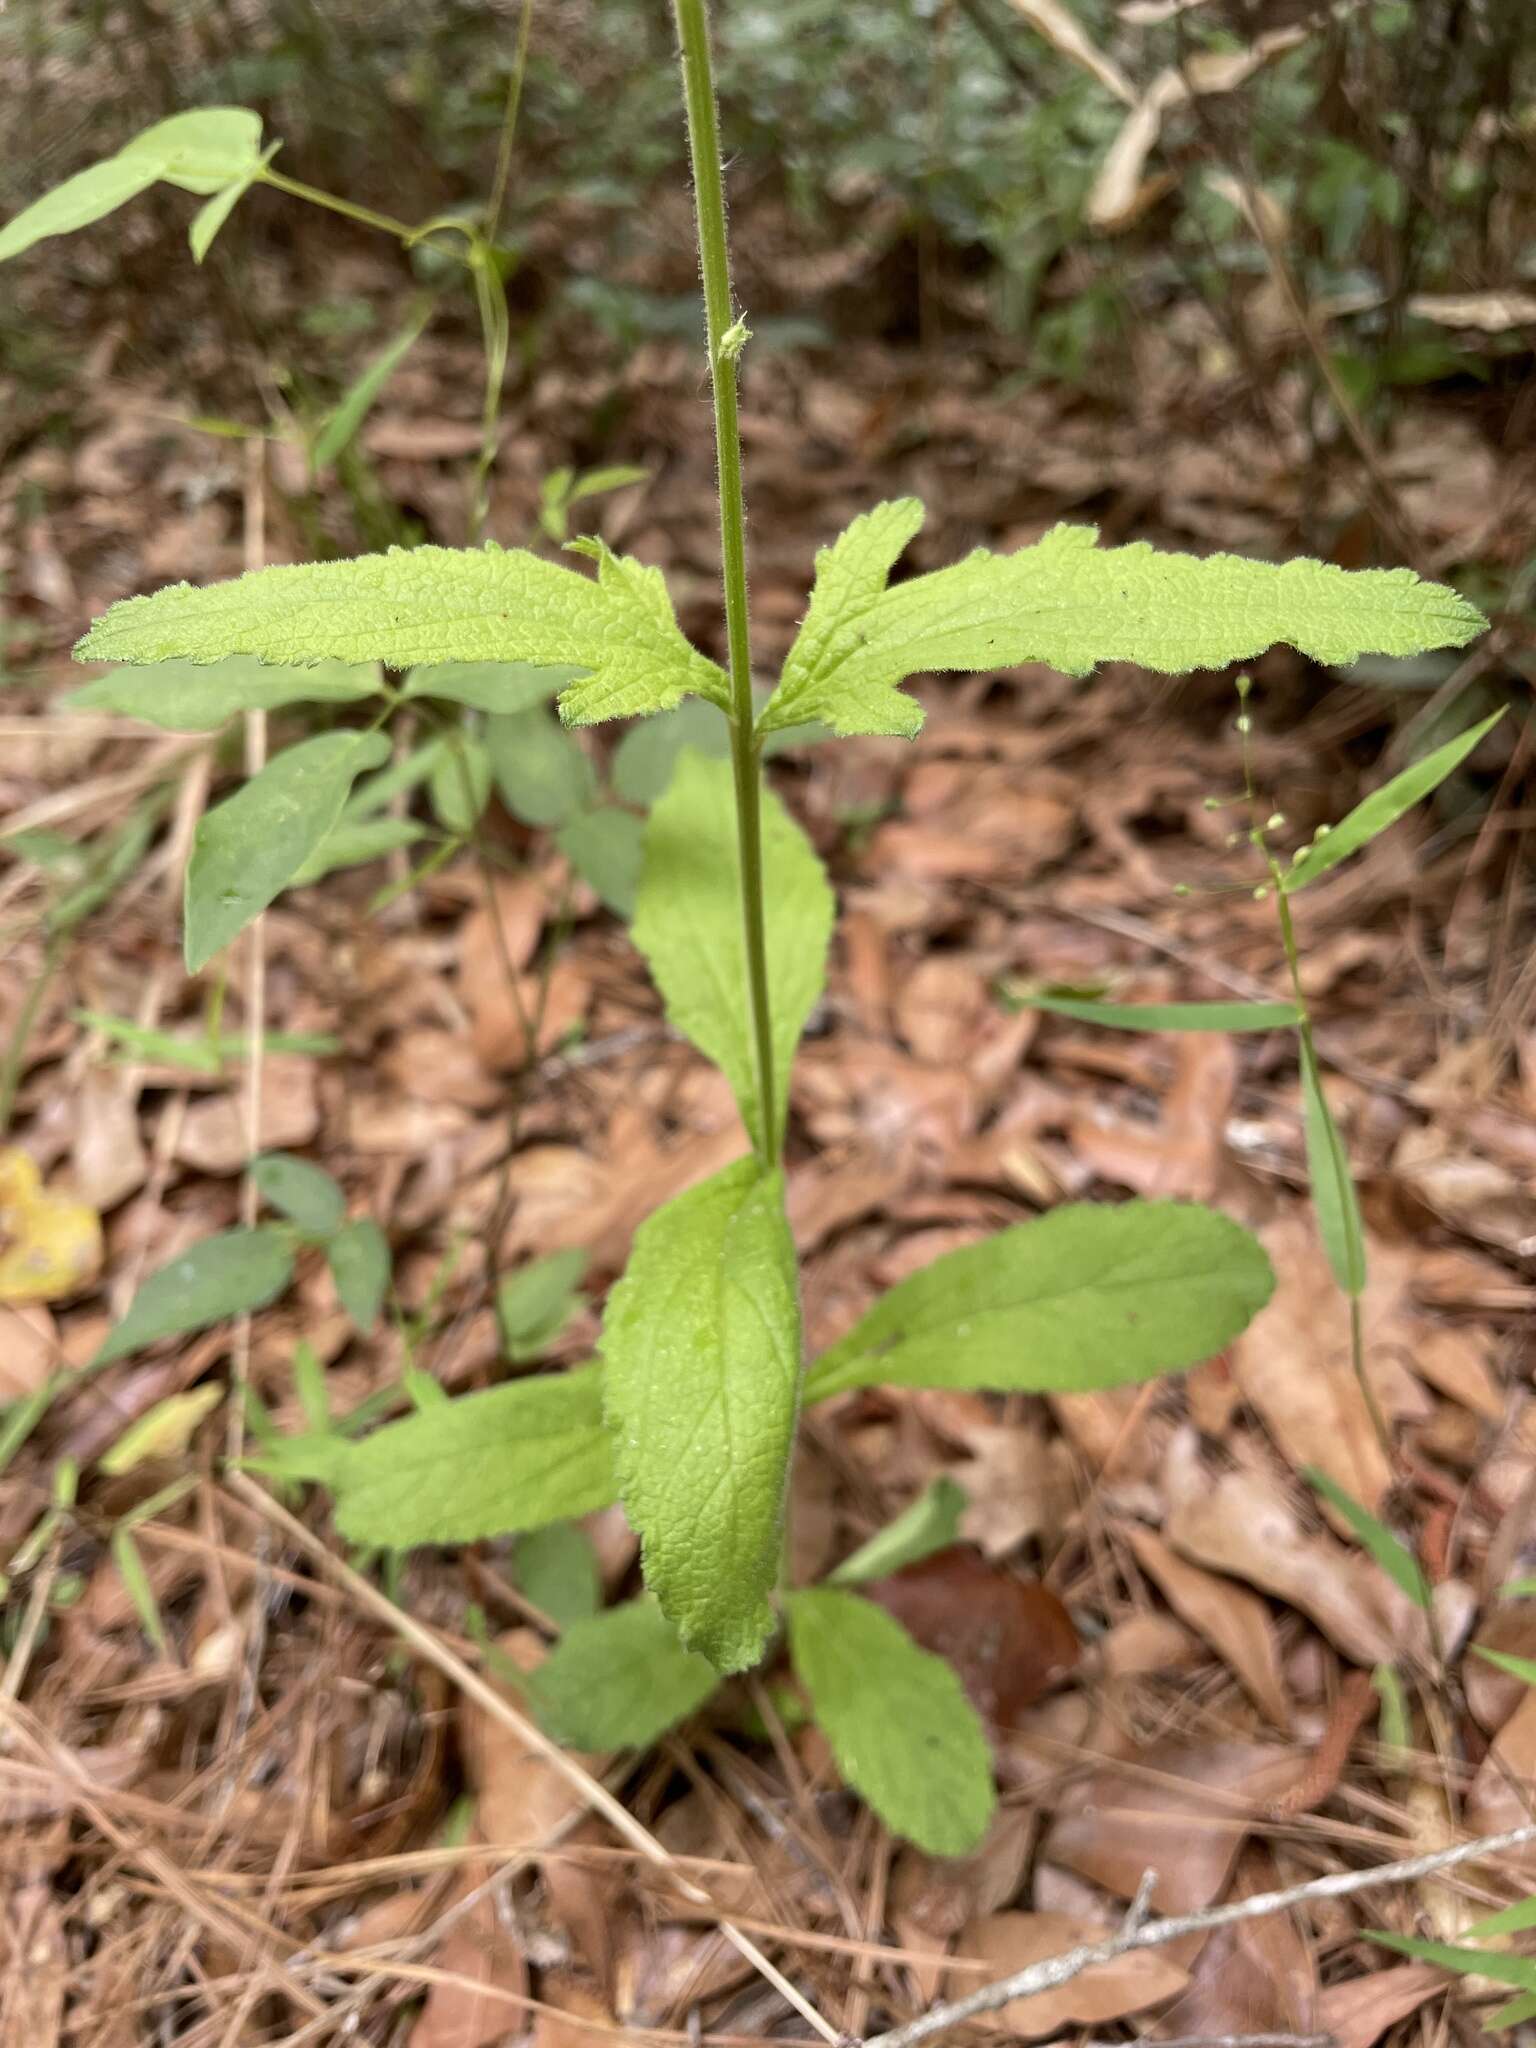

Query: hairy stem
674,0,778,1164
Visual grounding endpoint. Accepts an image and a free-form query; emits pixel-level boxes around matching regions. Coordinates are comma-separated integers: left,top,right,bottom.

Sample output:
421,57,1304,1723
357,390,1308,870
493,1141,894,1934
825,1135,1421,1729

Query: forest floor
2,218,1536,2048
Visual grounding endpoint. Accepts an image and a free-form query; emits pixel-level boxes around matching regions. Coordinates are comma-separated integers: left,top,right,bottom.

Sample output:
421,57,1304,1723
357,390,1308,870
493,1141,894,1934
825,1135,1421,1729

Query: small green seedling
4,1,1490,1855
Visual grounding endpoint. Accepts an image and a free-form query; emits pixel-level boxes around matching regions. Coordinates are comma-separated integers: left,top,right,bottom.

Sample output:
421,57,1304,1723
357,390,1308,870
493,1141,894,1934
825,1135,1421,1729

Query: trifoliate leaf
786,1587,995,1855
525,1597,721,1748
632,751,833,1155
601,1157,801,1672
75,544,728,725
184,730,389,970
805,1200,1274,1401
118,109,265,195
64,655,383,731
326,1218,390,1330
94,1228,293,1365
327,1365,617,1547
759,505,1487,741
250,1153,345,1237
1282,709,1503,893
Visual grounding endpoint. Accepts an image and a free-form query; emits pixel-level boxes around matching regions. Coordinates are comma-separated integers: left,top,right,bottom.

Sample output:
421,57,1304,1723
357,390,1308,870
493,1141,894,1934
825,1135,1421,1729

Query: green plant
8,1,1490,1855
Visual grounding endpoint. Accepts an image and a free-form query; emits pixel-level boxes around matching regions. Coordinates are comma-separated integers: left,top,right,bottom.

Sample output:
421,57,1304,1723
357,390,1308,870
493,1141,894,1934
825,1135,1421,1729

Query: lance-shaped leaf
760,505,1487,741
601,1157,801,1672
74,540,728,723
525,1598,722,1749
324,1366,617,1547
804,1200,1273,1401
786,1587,995,1855
1019,993,1302,1032
829,1476,969,1585
184,730,390,970
1300,1038,1367,1295
1282,709,1504,893
632,751,834,1155
94,1228,293,1365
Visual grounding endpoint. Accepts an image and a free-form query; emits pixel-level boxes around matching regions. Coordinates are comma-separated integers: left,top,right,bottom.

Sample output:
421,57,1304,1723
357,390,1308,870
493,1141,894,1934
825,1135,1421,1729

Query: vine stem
673,0,779,1165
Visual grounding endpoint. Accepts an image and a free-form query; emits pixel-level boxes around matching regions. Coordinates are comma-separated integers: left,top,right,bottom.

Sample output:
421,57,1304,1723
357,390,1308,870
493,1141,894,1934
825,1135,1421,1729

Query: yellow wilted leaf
0,1147,103,1303
100,1383,224,1474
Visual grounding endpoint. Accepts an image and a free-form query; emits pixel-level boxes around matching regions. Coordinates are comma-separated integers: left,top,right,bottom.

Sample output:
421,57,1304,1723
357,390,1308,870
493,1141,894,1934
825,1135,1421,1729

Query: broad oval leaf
1021,994,1301,1033
64,655,382,731
804,1200,1274,1401
327,1365,617,1547
0,155,165,263
184,729,389,970
486,705,596,827
497,1249,588,1363
526,1597,721,1749
1299,1039,1367,1296
786,1587,995,1856
94,1227,293,1365
75,544,727,722
516,1521,601,1628
632,751,834,1155
760,503,1487,741
250,1153,345,1237
611,698,731,806
119,108,265,194
1282,709,1504,893
601,1157,802,1673
326,1217,391,1330
556,807,644,920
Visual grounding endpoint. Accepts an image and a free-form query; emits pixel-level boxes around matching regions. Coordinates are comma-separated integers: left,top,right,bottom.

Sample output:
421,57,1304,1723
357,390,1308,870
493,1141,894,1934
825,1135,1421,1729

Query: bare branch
863,1823,1536,2048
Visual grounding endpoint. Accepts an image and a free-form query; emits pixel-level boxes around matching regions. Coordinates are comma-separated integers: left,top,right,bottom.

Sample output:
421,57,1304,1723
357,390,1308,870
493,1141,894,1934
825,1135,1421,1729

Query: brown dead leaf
1159,1847,1316,2036
894,957,991,1067
460,1632,606,1847
174,1058,318,1174
1411,1323,1503,1421
383,1029,504,1110
467,957,590,1073
0,1878,66,2048
890,1807,1036,1999
955,1910,1188,2035
1163,1430,1399,1665
1465,1600,1536,1733
410,1873,529,2048
1005,0,1134,102
1122,1524,1290,1729
1068,1032,1235,1200
861,1547,1080,1728
1098,1611,1201,1678
0,1303,58,1401
532,1973,615,2048
1465,1687,1536,1870
1317,1964,1450,2048
70,1068,148,1211
1044,1737,1304,1914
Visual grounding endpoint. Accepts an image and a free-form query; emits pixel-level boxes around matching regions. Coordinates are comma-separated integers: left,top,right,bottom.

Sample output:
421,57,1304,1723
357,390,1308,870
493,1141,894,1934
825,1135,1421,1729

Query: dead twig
861,1821,1536,2048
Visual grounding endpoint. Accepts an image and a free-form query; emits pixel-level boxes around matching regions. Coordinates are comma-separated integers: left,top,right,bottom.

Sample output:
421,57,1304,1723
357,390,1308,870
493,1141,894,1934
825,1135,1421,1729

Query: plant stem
673,0,778,1163
256,168,471,266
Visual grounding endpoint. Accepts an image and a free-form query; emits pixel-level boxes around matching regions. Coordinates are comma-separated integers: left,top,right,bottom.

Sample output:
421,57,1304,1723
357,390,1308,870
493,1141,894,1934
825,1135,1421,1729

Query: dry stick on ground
860,1821,1536,2048
225,1473,844,2047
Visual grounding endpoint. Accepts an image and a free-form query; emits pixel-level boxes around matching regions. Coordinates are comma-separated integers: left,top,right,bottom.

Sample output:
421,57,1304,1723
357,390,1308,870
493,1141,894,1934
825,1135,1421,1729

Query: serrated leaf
75,544,728,723
250,1153,345,1237
1021,994,1302,1032
289,816,425,887
611,698,731,805
515,1521,600,1627
1282,710,1504,893
1300,1038,1367,1295
119,108,264,194
805,1200,1274,1401
556,806,644,919
328,1365,617,1547
326,1218,390,1330
0,154,165,263
759,506,1487,741
94,1228,293,1365
100,1384,224,1475
402,661,581,714
601,1157,801,1672
525,1597,721,1748
64,655,383,731
632,752,833,1154
184,730,389,970
428,737,491,835
829,1476,969,1585
786,1587,995,1855
1304,1467,1431,1608
313,302,432,468
487,705,596,826
497,1249,588,1363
